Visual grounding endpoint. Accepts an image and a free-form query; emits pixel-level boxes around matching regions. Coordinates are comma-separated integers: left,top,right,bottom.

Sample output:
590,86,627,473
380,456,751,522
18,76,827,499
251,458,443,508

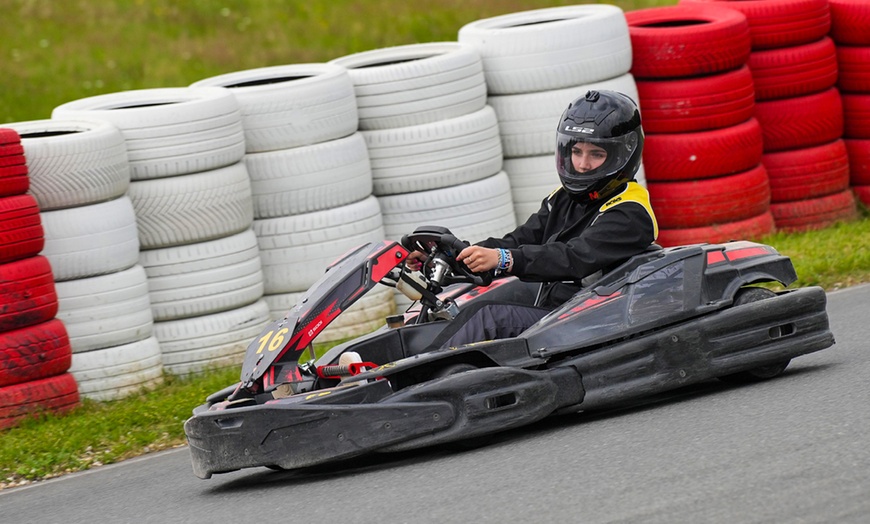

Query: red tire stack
0,128,79,430
682,0,859,232
830,0,870,208
627,4,774,247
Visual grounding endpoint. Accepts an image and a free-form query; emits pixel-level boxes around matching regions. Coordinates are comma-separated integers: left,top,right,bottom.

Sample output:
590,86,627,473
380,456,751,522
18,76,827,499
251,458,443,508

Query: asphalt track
2,284,868,524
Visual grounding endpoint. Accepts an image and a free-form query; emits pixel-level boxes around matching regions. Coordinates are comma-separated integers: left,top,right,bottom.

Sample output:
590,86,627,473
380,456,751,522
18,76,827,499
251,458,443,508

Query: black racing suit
432,181,658,349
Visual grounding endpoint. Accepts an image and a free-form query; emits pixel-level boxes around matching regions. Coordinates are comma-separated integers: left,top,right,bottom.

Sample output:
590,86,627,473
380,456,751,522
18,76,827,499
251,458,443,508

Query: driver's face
571,142,607,173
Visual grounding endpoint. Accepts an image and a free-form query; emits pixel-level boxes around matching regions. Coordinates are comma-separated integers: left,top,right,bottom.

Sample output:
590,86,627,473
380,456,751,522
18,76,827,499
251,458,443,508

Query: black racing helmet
555,90,644,202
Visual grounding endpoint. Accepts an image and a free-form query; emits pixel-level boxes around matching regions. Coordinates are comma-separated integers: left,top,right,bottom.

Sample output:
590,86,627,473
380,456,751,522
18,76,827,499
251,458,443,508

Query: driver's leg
426,301,550,350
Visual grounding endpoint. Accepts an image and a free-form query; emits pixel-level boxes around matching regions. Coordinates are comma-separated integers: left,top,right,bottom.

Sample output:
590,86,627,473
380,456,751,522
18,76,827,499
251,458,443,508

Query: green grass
1,0,867,489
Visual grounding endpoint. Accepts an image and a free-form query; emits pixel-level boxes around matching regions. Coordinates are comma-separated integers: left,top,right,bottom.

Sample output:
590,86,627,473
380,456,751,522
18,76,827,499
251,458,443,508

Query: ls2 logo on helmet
564,125,594,134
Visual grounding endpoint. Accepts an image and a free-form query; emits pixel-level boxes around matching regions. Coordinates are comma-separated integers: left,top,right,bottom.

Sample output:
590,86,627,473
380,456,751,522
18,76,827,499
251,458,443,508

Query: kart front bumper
184,366,583,479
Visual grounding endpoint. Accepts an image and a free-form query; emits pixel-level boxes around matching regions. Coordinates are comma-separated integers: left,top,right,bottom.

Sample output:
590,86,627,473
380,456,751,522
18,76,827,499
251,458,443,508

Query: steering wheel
400,226,494,287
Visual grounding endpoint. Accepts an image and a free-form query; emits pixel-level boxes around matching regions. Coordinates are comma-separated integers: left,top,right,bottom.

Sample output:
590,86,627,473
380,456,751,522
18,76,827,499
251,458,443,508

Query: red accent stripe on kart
706,251,726,265
726,246,771,261
370,244,408,283
558,292,621,320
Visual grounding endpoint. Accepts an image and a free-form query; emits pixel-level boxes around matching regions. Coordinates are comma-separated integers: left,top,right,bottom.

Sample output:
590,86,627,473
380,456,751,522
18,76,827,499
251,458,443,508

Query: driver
407,90,659,349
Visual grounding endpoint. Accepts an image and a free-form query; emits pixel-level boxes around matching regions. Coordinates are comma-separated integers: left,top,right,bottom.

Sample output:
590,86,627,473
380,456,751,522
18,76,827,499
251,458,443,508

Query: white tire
55,265,154,353
245,132,373,218
153,299,271,376
330,42,487,130
253,195,385,293
503,155,561,224
488,73,640,158
5,119,130,210
263,283,395,343
458,4,632,95
69,336,164,401
40,196,140,281
128,160,254,249
52,87,246,180
362,105,503,195
378,171,516,244
190,63,358,152
139,229,264,322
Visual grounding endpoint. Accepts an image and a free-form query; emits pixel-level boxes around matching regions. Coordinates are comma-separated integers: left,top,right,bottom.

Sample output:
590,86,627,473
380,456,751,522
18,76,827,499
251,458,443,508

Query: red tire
0,256,58,332
842,94,870,139
0,130,29,197
636,65,755,134
754,88,844,153
648,164,771,228
657,211,775,247
845,139,870,185
853,185,870,207
836,45,870,93
762,140,850,202
0,319,71,388
643,118,763,182
679,0,831,50
627,4,751,79
829,0,870,45
0,194,45,264
770,189,859,232
0,373,79,430
748,37,837,101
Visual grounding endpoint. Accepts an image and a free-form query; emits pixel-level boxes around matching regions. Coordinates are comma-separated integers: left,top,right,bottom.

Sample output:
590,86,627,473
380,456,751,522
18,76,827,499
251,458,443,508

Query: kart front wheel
718,286,791,383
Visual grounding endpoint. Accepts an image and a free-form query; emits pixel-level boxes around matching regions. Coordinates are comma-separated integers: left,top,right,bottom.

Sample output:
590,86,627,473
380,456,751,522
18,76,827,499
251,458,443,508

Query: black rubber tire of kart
718,287,791,384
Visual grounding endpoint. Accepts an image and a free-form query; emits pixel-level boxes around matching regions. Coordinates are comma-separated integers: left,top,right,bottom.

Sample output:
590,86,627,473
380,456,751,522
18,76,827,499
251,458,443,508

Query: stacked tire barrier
329,43,513,313
52,88,271,378
191,64,395,343
0,127,80,427
5,118,159,402
681,0,859,233
458,4,640,226
627,4,775,247
830,0,870,208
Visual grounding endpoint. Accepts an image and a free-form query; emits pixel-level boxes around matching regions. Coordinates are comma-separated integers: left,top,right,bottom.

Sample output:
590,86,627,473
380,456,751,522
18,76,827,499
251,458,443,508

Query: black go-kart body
184,227,835,479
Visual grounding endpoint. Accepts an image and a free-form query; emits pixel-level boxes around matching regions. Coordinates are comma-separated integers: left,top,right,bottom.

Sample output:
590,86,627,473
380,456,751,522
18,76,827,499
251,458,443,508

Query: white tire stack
192,64,395,340
53,87,270,376
458,5,644,225
330,43,516,312
5,118,163,400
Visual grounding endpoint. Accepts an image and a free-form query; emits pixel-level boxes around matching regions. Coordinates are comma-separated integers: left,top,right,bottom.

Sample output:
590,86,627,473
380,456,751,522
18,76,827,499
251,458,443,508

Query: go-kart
184,226,835,479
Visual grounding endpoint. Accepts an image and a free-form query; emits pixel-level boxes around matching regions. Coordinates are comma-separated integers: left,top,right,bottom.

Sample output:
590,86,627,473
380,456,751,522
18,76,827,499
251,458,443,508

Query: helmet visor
555,131,639,194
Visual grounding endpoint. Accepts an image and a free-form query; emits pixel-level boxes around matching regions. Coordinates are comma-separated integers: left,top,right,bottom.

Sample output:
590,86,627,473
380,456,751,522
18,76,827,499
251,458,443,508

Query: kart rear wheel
718,287,791,383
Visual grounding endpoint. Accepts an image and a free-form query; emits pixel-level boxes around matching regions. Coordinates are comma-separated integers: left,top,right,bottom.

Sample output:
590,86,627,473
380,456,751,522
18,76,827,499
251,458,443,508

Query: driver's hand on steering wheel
458,246,499,273
405,250,427,272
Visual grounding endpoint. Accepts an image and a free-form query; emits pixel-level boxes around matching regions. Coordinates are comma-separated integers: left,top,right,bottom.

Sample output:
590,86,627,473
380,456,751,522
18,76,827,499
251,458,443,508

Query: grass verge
2,212,868,489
